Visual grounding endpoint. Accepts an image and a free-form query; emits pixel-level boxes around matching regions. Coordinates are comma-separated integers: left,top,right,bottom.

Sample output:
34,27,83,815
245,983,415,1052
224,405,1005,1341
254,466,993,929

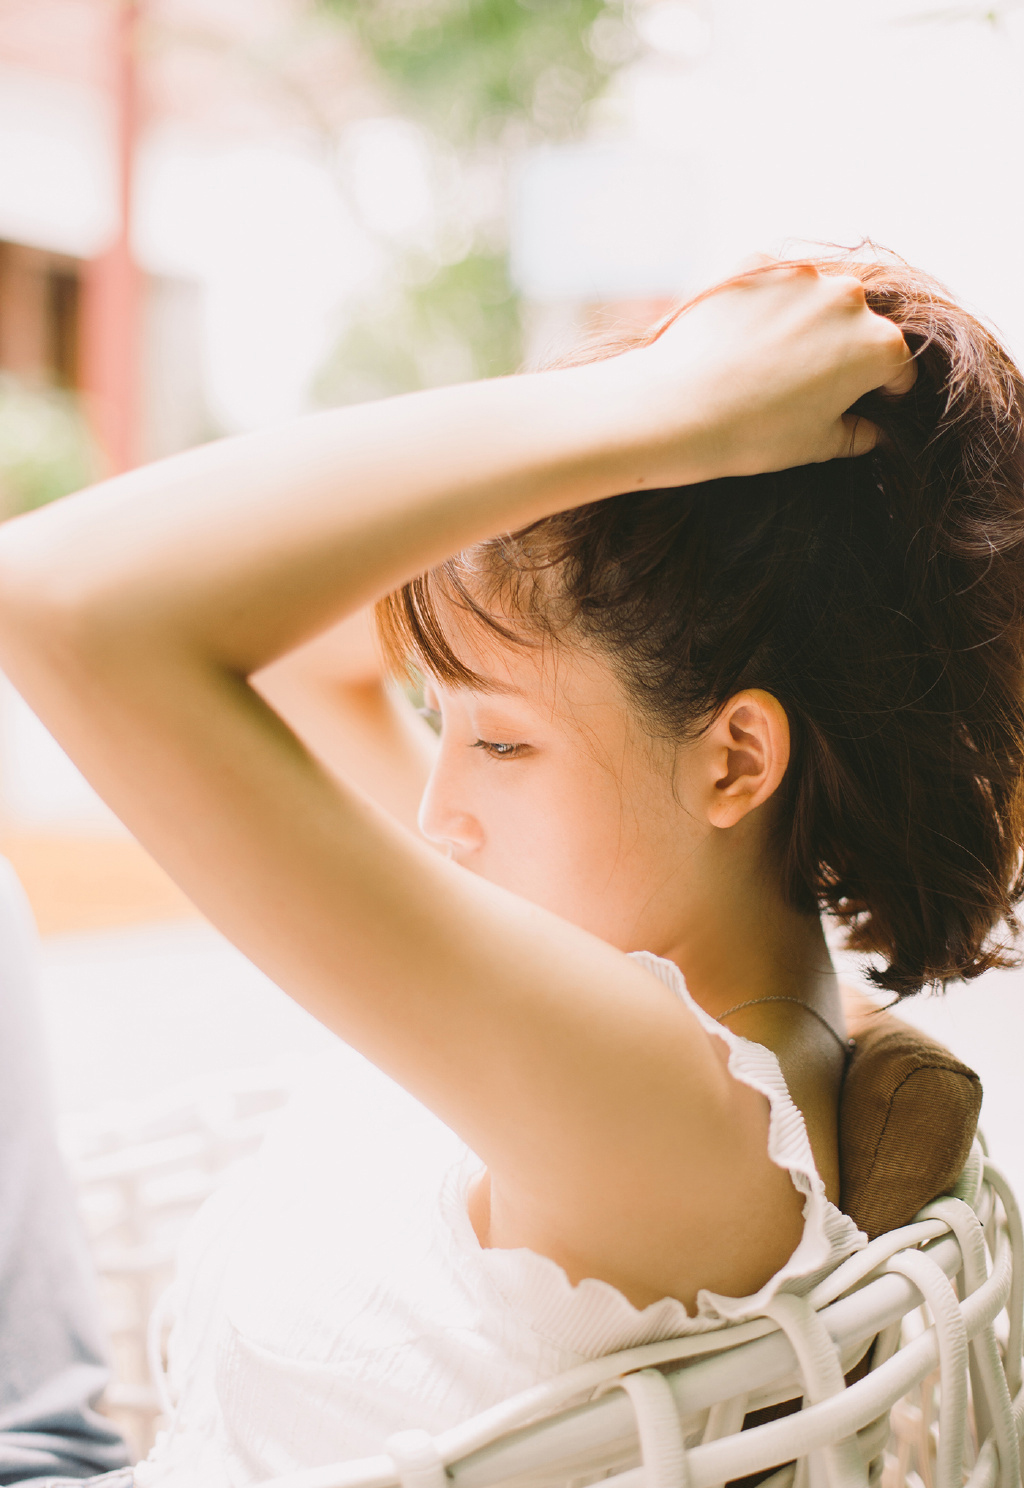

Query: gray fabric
0,859,129,1483
20,1473,132,1488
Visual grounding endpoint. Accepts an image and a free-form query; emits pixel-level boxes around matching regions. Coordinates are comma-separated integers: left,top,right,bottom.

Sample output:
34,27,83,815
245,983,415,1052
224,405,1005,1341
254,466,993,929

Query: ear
700,689,790,829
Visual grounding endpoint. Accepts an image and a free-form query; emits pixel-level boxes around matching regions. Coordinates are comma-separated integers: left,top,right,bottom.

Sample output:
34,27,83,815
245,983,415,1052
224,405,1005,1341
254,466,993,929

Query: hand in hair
621,263,916,486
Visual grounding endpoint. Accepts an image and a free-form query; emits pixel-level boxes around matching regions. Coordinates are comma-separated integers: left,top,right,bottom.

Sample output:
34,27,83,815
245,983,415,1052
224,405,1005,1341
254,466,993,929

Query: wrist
553,349,729,495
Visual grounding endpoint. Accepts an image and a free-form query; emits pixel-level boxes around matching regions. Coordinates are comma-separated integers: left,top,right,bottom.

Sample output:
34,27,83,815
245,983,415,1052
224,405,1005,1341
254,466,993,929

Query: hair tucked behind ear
379,257,1024,998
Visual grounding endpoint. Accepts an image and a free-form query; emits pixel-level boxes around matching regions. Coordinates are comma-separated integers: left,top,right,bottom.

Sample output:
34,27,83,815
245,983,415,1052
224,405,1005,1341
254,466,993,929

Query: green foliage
0,376,97,518
322,0,631,145
315,0,631,404
315,249,521,405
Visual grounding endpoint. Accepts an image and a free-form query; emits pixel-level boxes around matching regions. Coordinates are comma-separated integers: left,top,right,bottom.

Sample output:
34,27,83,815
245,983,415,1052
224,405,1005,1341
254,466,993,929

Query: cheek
477,742,707,947
475,760,651,913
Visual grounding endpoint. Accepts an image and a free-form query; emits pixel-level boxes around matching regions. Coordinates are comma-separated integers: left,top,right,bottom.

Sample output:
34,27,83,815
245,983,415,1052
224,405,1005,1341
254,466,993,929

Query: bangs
375,545,549,691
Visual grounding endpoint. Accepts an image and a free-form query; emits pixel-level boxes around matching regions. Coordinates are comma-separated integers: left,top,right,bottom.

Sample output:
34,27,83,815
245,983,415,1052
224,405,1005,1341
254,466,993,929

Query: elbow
0,512,122,670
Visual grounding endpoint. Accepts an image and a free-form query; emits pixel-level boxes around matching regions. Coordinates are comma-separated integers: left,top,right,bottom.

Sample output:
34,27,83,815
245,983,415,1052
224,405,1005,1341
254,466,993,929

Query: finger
719,252,812,288
872,315,917,396
880,346,917,396
835,412,880,459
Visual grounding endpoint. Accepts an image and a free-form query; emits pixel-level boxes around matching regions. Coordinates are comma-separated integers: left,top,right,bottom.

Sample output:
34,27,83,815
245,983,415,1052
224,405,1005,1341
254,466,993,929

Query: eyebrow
466,673,523,697
422,666,523,698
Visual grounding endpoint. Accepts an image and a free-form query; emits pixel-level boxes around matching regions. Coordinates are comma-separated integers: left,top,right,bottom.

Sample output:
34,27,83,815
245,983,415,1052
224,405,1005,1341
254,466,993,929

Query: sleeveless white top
135,952,865,1488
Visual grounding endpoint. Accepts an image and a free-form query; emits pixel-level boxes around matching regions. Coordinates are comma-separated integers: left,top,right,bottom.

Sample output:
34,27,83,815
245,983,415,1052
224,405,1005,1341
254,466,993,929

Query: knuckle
832,273,867,306
877,315,908,352
766,262,817,286
787,263,821,288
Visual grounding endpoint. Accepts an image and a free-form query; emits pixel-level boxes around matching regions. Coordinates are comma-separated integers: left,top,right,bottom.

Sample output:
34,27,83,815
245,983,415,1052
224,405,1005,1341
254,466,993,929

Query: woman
0,259,1019,1485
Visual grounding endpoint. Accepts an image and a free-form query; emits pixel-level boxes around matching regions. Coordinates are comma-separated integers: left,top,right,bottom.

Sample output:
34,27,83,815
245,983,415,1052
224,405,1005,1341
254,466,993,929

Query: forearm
0,354,680,677
253,612,437,834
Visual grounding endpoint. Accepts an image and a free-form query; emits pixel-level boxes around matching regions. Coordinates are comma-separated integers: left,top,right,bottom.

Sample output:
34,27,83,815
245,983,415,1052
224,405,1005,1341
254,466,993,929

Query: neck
657,863,838,1021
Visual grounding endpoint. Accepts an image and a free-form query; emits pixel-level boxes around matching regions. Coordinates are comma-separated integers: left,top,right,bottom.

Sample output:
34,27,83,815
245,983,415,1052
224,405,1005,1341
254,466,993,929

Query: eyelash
418,708,526,760
473,740,527,760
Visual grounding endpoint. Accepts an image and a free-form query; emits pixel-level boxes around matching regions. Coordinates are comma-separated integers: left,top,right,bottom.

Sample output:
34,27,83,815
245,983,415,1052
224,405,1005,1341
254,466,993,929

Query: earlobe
705,689,790,829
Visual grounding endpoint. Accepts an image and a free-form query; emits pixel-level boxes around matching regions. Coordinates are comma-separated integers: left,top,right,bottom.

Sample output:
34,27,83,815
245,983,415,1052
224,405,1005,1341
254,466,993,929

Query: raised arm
253,609,437,836
0,268,908,673
0,268,911,1307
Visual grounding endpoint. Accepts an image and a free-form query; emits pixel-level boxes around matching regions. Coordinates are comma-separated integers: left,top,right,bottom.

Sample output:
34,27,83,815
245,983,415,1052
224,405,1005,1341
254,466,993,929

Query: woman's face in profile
416,620,710,955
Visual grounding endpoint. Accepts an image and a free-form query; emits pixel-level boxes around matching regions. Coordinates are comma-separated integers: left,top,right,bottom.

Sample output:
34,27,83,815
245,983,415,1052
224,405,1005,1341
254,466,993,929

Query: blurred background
3,0,1024,1450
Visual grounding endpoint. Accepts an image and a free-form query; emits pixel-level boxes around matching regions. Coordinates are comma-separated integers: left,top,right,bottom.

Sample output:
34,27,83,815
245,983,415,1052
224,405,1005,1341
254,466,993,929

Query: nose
417,754,484,857
413,749,482,857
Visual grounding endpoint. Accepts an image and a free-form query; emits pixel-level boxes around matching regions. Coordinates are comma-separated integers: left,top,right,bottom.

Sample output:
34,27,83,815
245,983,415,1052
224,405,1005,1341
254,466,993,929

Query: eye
473,739,528,760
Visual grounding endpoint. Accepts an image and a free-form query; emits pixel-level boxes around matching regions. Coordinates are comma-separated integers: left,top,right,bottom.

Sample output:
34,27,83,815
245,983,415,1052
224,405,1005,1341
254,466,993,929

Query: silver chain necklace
716,996,856,1057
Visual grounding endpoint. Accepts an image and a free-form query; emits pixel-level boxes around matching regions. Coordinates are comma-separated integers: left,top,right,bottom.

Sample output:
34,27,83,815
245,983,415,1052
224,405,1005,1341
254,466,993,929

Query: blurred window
0,240,83,388
47,264,80,388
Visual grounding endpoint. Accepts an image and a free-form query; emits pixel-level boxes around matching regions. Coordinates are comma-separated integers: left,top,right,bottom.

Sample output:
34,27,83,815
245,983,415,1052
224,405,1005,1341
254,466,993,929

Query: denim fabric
0,859,130,1484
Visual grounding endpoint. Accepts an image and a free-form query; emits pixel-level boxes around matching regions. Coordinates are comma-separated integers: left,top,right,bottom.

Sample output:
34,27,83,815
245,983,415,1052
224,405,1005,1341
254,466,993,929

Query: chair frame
253,1146,1023,1488
70,1080,1024,1488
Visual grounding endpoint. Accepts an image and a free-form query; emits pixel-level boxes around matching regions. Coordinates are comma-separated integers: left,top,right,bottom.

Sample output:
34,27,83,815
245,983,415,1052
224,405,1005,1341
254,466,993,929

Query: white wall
514,0,1024,358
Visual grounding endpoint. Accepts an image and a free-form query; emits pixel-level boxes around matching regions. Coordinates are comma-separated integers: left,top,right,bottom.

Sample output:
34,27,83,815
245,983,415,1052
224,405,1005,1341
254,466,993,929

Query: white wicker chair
254,1143,1023,1488
63,1069,293,1459
68,1082,1023,1488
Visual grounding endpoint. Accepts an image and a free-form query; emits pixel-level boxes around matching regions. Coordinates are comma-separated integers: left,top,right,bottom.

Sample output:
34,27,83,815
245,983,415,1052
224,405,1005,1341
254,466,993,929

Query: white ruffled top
136,952,865,1488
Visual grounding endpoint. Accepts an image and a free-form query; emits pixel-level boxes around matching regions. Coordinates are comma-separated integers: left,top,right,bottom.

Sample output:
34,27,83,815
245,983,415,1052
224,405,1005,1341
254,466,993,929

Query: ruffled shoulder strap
442,952,866,1358
628,951,865,1320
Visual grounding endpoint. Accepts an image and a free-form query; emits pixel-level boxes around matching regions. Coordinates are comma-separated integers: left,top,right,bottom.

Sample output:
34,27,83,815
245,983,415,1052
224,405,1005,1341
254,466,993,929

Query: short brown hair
378,258,1024,998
